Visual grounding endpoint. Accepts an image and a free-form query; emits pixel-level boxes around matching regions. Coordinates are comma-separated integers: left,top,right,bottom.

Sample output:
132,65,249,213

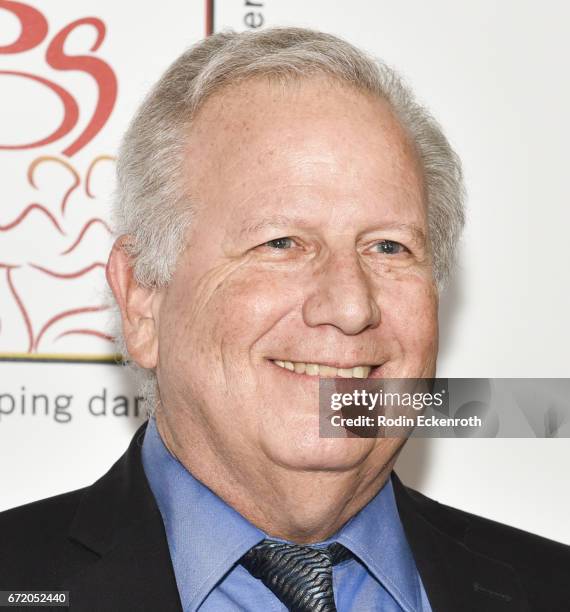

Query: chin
262,423,377,471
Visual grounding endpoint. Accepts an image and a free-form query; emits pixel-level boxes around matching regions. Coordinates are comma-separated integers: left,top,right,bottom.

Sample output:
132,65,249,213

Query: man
0,27,568,612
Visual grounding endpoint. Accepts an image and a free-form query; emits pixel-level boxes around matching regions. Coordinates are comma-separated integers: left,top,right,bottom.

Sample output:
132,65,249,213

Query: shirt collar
141,417,265,611
142,417,422,612
332,475,424,612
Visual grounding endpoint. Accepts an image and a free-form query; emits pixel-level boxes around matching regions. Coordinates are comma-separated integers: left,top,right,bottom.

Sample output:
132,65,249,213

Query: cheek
377,275,438,356
163,264,300,361
211,276,285,351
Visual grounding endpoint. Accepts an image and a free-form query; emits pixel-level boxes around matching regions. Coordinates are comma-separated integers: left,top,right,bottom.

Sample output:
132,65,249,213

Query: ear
106,235,162,369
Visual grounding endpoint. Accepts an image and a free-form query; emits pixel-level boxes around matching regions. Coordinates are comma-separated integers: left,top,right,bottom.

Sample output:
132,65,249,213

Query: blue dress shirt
142,417,433,611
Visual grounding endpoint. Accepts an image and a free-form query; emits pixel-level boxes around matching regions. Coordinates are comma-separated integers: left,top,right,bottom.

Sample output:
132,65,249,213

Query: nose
302,252,381,335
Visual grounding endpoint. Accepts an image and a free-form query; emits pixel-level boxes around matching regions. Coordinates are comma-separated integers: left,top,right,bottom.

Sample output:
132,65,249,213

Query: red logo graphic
0,0,117,156
0,1,118,359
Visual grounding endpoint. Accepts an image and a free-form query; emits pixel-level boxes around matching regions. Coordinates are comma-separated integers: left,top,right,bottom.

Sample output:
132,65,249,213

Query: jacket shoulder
0,488,96,588
412,486,570,558
406,485,570,606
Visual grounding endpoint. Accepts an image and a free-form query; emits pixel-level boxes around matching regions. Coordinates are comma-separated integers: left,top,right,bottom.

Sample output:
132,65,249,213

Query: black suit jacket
1,422,569,611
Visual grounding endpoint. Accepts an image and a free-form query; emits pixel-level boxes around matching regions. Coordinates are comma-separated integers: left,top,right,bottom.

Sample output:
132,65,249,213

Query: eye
264,237,295,250
374,240,408,255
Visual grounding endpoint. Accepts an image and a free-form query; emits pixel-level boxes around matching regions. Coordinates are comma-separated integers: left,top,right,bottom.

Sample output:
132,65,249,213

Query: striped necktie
240,539,352,612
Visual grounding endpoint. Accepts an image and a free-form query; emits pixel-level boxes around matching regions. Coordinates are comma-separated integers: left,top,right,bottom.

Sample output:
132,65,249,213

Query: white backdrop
1,0,569,544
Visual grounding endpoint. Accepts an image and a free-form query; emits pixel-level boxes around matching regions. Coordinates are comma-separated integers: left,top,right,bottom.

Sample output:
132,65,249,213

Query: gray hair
110,26,465,414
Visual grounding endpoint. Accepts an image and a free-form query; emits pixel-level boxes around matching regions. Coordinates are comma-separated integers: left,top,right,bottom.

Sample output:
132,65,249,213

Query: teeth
319,365,336,377
306,363,320,376
272,360,372,378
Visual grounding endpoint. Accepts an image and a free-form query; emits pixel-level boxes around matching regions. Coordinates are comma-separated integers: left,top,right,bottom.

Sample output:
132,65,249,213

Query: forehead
183,75,426,228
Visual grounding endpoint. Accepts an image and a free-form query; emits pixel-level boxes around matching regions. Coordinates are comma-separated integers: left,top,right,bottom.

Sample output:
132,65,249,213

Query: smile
270,360,376,378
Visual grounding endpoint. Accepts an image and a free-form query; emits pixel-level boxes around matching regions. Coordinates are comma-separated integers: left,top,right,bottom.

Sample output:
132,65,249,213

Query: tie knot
240,539,352,612
243,540,351,573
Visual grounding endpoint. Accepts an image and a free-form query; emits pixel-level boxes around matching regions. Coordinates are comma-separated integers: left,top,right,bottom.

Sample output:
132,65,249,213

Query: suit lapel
392,473,530,612
63,422,183,611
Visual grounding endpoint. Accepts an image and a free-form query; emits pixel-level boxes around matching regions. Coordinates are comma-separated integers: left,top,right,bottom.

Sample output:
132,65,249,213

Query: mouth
269,359,381,379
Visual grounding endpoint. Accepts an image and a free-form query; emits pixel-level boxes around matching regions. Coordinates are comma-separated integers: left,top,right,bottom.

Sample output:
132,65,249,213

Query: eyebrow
238,215,312,238
375,221,427,246
238,215,427,246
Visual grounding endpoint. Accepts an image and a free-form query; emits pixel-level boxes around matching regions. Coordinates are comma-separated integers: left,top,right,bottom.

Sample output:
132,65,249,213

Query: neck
155,410,403,544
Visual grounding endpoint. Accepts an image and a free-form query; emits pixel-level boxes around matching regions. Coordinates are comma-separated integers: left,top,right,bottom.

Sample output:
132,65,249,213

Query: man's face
154,77,438,472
